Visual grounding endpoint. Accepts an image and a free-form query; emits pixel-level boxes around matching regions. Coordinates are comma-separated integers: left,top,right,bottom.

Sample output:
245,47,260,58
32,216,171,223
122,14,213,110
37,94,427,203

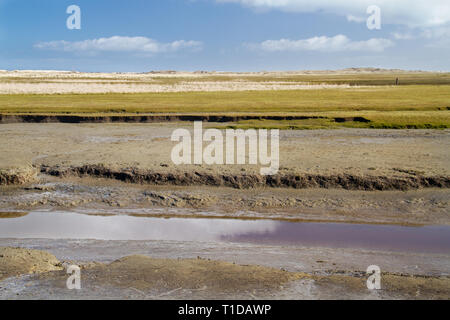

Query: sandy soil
0,70,369,94
1,124,448,225
0,244,448,300
0,68,416,79
0,247,62,281
0,81,359,94
0,124,448,178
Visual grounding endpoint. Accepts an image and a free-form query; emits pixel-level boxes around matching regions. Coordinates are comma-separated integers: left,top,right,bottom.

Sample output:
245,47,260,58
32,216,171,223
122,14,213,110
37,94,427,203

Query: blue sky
0,0,449,72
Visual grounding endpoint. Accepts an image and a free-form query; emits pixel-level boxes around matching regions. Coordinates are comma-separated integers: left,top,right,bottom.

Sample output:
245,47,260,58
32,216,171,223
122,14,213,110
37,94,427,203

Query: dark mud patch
334,116,371,123
0,114,327,124
41,164,450,191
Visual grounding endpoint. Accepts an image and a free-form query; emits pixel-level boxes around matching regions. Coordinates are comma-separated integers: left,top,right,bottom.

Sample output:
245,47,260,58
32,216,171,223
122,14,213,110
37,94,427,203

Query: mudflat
0,70,449,299
0,124,449,225
1,243,449,300
1,123,448,178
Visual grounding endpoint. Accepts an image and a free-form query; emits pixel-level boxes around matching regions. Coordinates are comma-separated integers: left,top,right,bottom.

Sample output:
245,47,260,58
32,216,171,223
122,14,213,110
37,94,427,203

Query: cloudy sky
0,0,449,71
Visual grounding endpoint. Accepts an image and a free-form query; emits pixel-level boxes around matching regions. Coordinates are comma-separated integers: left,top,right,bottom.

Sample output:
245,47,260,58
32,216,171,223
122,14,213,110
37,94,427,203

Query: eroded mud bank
41,164,450,190
1,125,448,224
0,167,37,185
1,178,449,225
0,114,340,124
1,164,448,191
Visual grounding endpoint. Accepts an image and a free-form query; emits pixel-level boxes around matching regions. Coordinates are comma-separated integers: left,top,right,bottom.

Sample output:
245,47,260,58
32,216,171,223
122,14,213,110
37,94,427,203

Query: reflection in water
0,211,279,242
0,211,449,254
222,222,450,254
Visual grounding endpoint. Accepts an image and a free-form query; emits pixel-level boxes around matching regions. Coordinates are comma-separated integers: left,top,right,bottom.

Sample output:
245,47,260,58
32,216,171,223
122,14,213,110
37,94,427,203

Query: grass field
216,111,450,130
145,72,450,86
1,72,449,129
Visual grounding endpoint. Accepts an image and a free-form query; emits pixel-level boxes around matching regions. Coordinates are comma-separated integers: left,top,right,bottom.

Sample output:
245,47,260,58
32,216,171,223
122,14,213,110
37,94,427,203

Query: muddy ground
1,124,449,299
0,243,449,300
1,124,449,225
1,178,449,225
2,124,448,179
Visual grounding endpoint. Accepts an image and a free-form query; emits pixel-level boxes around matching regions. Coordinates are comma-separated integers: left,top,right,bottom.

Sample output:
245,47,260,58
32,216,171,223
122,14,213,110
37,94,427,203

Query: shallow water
0,211,449,254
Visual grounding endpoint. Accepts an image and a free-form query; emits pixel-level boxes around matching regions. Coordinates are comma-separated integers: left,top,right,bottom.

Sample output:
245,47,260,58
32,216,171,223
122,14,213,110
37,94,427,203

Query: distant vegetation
2,71,450,86
0,72,449,129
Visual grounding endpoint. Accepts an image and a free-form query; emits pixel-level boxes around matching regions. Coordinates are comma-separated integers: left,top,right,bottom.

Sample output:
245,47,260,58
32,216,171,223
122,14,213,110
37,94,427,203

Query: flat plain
1,69,449,129
1,69,449,300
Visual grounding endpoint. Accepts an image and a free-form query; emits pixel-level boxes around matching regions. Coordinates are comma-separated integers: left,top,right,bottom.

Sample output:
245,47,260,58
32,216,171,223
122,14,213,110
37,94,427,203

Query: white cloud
35,36,203,54
346,15,365,23
253,34,394,52
420,25,450,48
389,24,450,47
217,0,450,28
391,32,415,40
420,26,450,39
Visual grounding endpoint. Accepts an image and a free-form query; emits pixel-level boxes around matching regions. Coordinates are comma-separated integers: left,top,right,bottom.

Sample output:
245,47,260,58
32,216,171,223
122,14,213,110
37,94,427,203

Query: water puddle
0,211,449,254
